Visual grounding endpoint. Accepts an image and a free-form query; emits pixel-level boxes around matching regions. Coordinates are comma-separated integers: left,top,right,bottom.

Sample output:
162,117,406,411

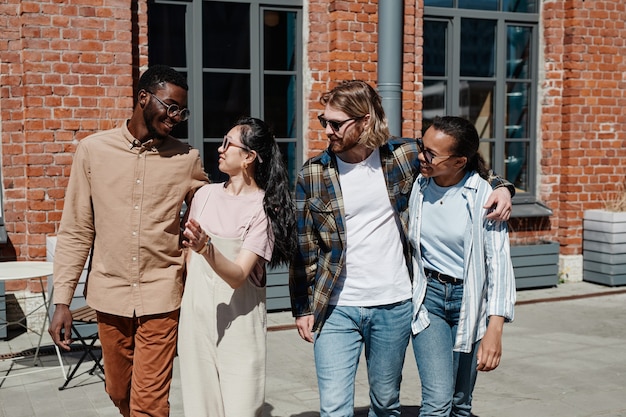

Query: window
423,0,539,202
147,0,302,311
147,0,303,186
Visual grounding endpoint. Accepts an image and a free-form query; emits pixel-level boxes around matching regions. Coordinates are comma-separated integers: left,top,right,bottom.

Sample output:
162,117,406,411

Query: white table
0,261,66,381
0,261,54,334
0,261,54,280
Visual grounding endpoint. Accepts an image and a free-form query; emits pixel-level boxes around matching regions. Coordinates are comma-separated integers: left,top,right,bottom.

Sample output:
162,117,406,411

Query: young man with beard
289,80,513,417
49,65,208,417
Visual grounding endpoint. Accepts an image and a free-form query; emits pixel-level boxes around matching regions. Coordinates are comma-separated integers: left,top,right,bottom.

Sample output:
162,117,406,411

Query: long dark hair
431,116,490,180
235,117,297,267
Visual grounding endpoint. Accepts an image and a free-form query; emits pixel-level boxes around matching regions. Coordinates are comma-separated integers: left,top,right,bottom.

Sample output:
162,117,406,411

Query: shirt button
134,205,139,210
132,257,137,261
136,179,141,184
132,231,137,236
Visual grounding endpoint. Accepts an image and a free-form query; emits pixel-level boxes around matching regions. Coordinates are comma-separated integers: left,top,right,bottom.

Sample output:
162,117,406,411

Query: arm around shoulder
485,172,514,221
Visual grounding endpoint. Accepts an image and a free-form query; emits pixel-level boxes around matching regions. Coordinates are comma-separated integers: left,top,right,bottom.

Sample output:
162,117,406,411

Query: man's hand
48,304,74,351
295,315,315,343
485,187,512,221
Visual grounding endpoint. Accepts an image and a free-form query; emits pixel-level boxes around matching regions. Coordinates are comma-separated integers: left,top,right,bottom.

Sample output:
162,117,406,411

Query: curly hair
236,117,297,267
137,65,188,94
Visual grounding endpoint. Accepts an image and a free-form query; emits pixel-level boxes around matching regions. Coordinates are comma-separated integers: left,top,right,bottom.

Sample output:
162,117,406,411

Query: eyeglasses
318,114,364,133
221,136,263,163
416,138,456,165
147,91,190,121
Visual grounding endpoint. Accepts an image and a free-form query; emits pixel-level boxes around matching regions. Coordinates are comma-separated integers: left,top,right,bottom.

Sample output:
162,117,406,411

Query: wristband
196,236,211,255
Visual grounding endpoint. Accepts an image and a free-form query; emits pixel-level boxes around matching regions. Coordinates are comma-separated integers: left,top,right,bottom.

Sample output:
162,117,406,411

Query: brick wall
540,0,626,255
306,0,421,157
0,0,148,291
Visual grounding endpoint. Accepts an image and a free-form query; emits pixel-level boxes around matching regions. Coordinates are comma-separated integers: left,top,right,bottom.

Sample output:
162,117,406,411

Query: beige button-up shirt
53,122,208,317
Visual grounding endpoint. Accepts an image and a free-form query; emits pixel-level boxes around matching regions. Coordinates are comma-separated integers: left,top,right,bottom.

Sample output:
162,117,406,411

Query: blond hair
320,80,391,149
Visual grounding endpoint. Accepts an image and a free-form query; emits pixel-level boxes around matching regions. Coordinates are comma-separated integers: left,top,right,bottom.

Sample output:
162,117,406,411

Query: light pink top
188,183,273,286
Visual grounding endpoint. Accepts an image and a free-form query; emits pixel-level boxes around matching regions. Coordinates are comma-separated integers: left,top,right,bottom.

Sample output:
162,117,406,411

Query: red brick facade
539,0,626,255
1,0,626,281
307,0,422,154
0,0,148,290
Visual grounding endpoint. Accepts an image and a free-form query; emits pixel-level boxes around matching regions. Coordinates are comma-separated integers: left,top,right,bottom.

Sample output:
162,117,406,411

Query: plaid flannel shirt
289,138,420,331
289,138,513,332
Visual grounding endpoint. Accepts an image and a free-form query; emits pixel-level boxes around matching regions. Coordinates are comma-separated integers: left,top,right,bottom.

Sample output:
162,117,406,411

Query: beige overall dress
178,230,267,417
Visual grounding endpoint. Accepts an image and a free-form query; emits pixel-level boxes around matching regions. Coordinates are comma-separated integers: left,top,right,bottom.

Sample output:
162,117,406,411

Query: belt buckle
426,268,457,285
434,272,448,285
426,268,443,284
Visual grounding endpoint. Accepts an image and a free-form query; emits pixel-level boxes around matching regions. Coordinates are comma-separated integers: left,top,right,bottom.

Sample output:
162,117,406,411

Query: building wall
1,0,626,276
0,0,148,291
540,0,626,256
306,0,422,156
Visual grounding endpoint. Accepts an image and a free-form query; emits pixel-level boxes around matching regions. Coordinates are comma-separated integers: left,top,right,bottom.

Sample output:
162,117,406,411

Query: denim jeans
314,300,412,417
411,279,479,417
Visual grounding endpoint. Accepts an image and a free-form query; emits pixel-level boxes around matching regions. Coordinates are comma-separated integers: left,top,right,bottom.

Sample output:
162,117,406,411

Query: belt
424,268,463,285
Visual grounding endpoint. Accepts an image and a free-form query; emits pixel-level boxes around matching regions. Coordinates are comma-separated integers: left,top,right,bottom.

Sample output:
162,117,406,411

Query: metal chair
58,305,104,390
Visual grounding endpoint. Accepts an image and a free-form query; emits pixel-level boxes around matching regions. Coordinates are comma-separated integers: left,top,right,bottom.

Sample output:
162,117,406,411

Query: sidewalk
1,281,625,417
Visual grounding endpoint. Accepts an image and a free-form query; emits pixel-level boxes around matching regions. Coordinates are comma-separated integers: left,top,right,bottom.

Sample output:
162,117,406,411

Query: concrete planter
583,209,626,286
511,241,559,289
266,264,289,312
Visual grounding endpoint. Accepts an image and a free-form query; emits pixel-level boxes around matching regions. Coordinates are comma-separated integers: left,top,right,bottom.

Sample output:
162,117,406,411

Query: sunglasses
147,91,190,122
416,138,457,165
221,136,263,163
318,114,364,133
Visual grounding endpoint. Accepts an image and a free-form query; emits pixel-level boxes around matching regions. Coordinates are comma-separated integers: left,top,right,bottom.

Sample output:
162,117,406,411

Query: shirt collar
122,121,163,152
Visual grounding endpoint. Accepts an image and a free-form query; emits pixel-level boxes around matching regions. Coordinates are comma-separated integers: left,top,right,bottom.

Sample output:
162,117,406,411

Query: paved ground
1,281,625,417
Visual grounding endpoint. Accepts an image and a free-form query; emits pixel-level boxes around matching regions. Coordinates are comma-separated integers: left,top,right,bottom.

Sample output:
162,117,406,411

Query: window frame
148,0,304,185
423,5,540,205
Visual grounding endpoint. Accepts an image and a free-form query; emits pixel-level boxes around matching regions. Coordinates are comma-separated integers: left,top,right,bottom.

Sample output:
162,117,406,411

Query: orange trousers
97,310,179,417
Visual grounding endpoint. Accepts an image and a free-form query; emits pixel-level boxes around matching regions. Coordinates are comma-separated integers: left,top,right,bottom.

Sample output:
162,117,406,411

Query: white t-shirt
330,148,412,306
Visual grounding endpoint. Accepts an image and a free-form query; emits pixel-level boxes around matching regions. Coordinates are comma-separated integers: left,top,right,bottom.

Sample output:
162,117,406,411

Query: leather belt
424,268,463,285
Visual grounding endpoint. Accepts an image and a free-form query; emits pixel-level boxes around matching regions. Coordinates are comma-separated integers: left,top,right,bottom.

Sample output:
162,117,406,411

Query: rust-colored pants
97,310,179,417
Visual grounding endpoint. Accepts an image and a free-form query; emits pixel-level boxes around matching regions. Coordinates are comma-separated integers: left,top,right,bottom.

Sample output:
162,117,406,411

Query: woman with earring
178,117,296,417
408,116,516,417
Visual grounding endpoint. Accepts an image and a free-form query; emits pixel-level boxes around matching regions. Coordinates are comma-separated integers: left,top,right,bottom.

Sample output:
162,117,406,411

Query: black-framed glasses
221,136,263,163
416,138,456,165
147,91,190,121
318,114,364,133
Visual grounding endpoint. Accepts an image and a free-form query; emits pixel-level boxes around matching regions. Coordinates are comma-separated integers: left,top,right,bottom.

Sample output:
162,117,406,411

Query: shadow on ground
263,404,421,417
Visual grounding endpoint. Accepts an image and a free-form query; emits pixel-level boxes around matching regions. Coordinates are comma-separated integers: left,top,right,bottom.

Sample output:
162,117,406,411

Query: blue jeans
411,279,479,417
314,300,412,417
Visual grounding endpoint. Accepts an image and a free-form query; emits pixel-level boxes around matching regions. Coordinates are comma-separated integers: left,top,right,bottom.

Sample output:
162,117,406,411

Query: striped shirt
408,172,516,353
